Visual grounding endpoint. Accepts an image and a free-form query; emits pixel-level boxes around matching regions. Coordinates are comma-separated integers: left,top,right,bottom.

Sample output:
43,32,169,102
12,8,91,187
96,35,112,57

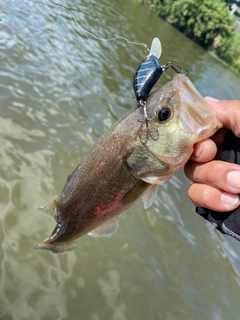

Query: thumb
205,97,240,138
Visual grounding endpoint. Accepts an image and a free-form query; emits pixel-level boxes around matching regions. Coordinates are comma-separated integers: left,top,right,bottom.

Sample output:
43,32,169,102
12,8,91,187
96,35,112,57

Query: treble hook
161,62,189,76
135,100,156,126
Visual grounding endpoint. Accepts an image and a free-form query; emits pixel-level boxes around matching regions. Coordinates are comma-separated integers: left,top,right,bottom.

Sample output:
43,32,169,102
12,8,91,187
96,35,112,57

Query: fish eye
158,106,171,122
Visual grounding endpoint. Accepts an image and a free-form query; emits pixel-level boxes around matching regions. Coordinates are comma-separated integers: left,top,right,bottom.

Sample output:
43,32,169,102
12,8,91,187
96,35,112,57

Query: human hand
184,98,240,212
184,98,240,241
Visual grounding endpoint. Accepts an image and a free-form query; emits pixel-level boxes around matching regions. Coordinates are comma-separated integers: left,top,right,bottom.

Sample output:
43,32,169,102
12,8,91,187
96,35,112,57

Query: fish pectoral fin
34,238,77,254
88,217,119,238
37,200,57,217
142,184,158,209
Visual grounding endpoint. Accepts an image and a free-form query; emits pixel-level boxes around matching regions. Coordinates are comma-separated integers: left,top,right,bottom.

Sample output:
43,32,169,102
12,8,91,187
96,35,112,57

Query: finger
188,183,240,212
190,139,217,162
211,127,227,146
205,98,240,138
184,160,240,194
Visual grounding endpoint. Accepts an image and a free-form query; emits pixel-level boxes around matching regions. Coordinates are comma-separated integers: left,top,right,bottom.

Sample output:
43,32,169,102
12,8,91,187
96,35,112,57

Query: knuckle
233,122,240,138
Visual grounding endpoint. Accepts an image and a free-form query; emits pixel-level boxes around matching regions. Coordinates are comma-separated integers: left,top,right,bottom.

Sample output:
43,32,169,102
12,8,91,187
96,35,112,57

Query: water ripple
1,0,240,319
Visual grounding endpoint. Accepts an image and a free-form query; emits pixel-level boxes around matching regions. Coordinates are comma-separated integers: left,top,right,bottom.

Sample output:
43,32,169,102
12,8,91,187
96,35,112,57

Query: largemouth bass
35,74,222,254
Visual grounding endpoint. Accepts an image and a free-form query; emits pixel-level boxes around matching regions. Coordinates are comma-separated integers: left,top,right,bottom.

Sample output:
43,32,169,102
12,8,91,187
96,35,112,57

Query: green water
1,0,240,319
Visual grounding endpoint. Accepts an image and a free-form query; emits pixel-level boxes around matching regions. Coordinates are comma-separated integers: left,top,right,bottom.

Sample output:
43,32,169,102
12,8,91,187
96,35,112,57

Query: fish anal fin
142,184,158,209
34,238,76,254
37,200,57,217
88,217,119,238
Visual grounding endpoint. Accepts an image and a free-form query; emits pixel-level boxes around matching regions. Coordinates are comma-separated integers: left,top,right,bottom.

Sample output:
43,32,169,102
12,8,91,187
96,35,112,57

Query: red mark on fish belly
93,191,125,216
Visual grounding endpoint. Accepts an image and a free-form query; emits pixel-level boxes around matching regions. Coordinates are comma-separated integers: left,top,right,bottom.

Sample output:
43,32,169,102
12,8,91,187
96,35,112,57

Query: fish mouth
176,75,222,142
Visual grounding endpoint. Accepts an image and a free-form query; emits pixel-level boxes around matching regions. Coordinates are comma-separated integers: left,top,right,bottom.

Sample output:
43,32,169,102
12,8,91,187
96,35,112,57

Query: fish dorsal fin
37,200,57,216
142,184,158,209
88,217,119,238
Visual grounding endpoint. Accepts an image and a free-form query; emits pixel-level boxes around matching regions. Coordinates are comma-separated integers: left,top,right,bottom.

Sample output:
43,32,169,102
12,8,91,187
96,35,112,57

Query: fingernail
192,143,203,158
227,171,240,189
221,192,240,207
205,96,220,102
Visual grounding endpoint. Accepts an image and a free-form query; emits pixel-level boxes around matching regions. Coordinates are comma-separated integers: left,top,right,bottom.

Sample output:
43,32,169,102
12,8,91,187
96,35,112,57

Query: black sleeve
196,130,240,242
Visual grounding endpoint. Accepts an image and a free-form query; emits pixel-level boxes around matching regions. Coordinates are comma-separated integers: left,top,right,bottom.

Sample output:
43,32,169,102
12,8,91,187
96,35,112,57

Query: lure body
133,54,162,102
133,37,162,103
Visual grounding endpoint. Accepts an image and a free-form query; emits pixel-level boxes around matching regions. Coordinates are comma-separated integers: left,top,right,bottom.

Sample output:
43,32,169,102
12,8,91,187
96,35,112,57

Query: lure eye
158,106,171,122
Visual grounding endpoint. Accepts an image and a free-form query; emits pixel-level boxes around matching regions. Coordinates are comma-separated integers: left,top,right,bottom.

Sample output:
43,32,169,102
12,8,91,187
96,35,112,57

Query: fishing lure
133,38,188,125
43,2,186,126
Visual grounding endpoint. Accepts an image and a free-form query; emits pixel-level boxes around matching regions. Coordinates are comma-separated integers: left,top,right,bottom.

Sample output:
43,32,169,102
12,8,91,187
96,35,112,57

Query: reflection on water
1,0,240,319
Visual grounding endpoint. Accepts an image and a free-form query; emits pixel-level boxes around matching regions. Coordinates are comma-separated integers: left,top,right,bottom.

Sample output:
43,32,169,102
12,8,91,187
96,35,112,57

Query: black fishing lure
133,53,163,103
133,38,188,125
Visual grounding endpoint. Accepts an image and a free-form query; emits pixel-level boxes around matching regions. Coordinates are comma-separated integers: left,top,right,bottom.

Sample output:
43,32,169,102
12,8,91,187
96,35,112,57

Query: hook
161,62,189,76
135,100,156,126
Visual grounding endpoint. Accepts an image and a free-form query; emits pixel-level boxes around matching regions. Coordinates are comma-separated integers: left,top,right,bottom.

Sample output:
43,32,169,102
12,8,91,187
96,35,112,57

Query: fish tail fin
34,238,77,254
37,200,58,217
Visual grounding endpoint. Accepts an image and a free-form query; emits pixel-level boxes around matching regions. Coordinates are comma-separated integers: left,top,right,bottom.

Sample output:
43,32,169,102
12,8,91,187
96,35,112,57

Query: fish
35,74,222,254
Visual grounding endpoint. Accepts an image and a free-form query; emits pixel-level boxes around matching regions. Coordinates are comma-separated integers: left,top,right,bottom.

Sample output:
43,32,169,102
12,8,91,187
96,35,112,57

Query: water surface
1,1,240,319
